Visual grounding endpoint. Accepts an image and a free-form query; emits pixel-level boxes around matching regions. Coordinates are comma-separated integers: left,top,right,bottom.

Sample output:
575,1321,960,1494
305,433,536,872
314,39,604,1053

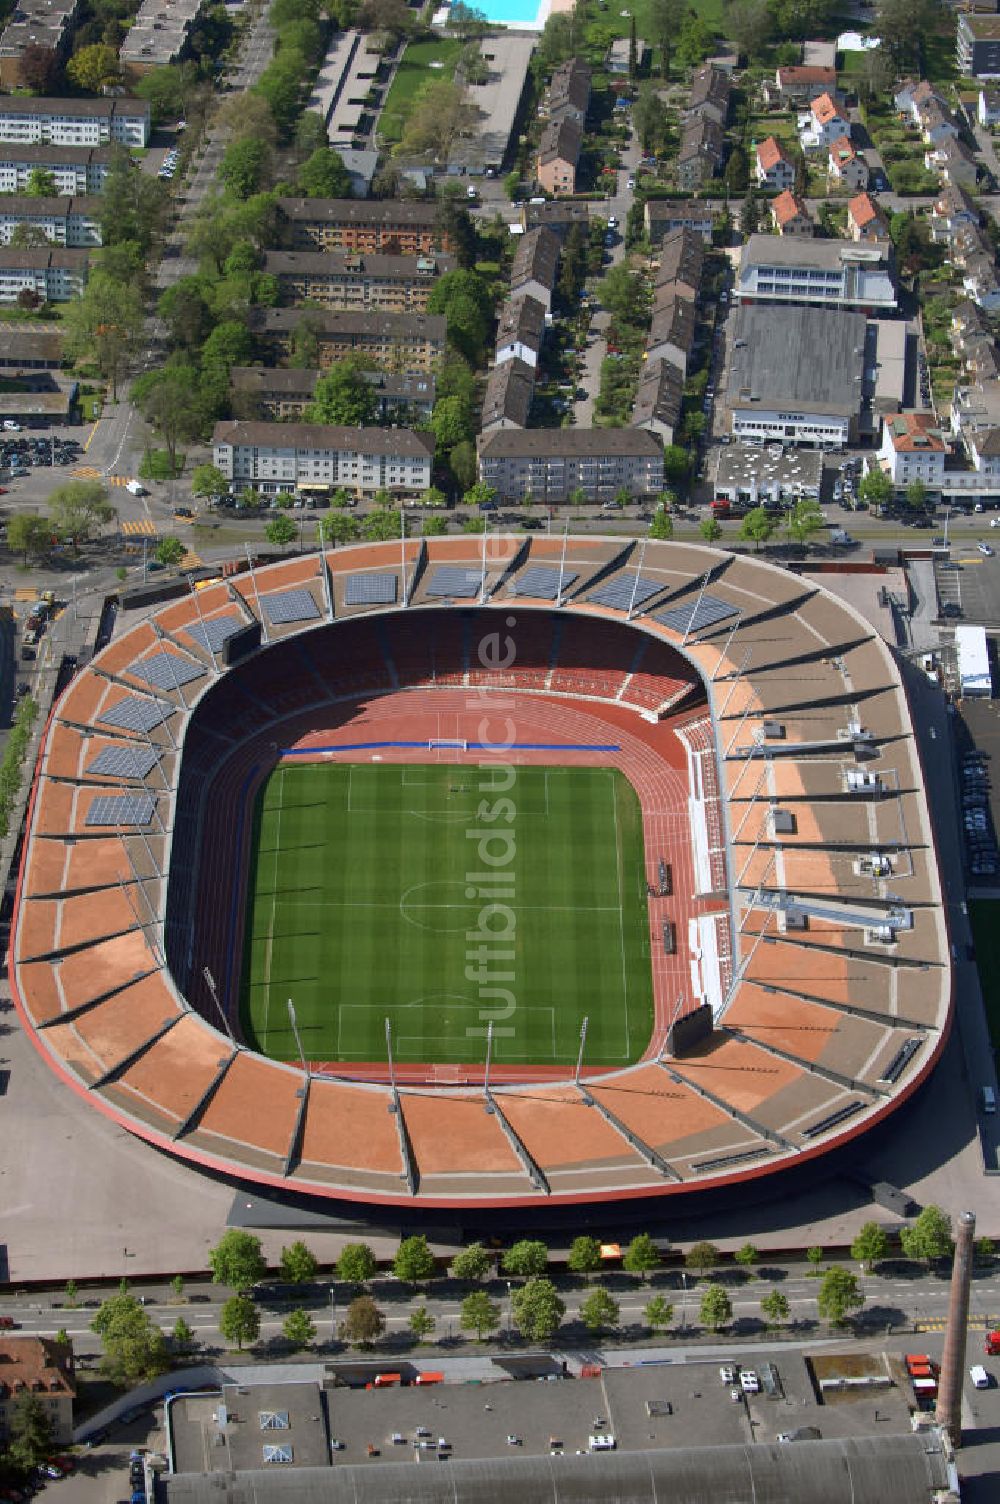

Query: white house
494,294,546,369
979,88,1000,128
878,411,948,486
0,246,88,302
212,421,434,496
828,135,868,191
951,381,1000,475
798,92,850,152
0,195,101,247
918,97,959,147
755,135,796,190
0,97,150,148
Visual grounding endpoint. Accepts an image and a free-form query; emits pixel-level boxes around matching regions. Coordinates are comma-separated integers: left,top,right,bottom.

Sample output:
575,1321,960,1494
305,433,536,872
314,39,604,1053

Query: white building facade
212,422,434,496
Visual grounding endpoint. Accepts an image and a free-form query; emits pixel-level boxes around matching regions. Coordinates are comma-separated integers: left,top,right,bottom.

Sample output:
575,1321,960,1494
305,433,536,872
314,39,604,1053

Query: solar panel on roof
344,572,398,606
654,594,738,634
186,616,243,652
87,745,159,779
264,589,320,625
425,566,482,599
511,565,579,599
84,792,156,828
98,696,172,733
588,573,662,611
128,650,202,692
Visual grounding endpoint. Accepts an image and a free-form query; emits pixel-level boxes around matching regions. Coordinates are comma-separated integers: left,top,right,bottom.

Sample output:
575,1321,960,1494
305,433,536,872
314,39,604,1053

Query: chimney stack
935,1208,976,1445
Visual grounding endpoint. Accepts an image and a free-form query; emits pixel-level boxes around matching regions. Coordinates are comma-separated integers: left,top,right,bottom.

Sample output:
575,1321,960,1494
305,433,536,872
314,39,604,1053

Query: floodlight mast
188,577,222,676
202,967,235,1043
574,1015,589,1086
243,543,269,642
681,570,712,647
627,538,647,620
287,998,309,1080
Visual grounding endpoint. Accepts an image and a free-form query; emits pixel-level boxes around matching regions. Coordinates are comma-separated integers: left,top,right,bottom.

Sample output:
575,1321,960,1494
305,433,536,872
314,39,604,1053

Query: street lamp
506,1280,512,1340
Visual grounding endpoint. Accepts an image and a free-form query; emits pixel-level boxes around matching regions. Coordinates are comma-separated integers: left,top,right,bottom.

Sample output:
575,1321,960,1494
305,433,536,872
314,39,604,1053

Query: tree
266,514,299,548
649,506,674,540
18,42,58,92
906,479,928,513
25,167,57,197
726,0,772,57
976,1236,995,1268
686,1241,721,1277
8,1392,51,1470
567,1236,602,1276
502,1239,548,1278
48,480,114,546
512,1277,565,1342
786,497,824,548
192,463,228,499
648,0,686,74
428,268,493,364
623,1233,661,1279
297,147,351,198
701,517,723,543
155,537,186,568
280,1240,319,1284
430,393,476,452
61,271,144,399
645,1295,674,1333
340,1294,385,1346
816,1266,864,1326
900,1205,953,1265
394,1234,436,1283
64,1279,78,1308
451,1243,493,1282
171,1316,195,1353
400,79,481,164
449,439,477,493
159,278,214,351
91,1292,169,1385
740,189,760,240
740,506,775,551
859,467,893,515
423,515,448,536
806,1245,824,1272
8,222,51,249
363,505,405,541
322,511,361,546
698,1283,733,1332
724,144,749,195
661,445,690,486
283,1309,317,1348
336,1242,377,1283
306,359,378,426
132,364,208,476
460,1290,500,1340
761,1288,790,1328
54,1330,69,1347
447,0,489,39
677,13,715,69
851,1222,889,1273
877,0,940,66
171,1274,186,1302
67,42,122,93
208,1229,266,1291
735,1242,758,1272
408,1304,436,1342
580,1286,620,1334
220,137,272,200
98,147,167,254
219,1294,260,1350
7,513,50,564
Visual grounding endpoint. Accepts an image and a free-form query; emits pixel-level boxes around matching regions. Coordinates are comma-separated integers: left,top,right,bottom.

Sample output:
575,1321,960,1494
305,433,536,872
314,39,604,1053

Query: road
3,1262,999,1360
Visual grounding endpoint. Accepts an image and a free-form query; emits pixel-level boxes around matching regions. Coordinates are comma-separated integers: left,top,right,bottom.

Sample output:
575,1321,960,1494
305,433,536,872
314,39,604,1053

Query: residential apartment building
647,293,696,373
769,64,837,106
951,380,1000,472
536,116,583,196
0,0,80,89
894,78,942,120
771,190,812,237
979,87,1000,126
631,357,683,443
547,57,591,126
0,97,149,147
676,116,724,189
246,307,446,371
930,183,979,244
799,92,850,151
509,225,560,311
878,410,948,485
229,367,435,422
481,357,534,432
958,14,1000,79
848,192,889,242
478,428,664,503
654,227,704,302
686,63,731,126
0,196,101,247
212,421,434,496
735,234,896,312
520,200,590,238
120,0,205,76
277,198,448,255
926,135,979,188
0,246,88,302
755,135,796,191
0,144,113,196
262,250,453,312
495,294,546,369
0,1339,75,1446
645,200,714,245
828,136,868,191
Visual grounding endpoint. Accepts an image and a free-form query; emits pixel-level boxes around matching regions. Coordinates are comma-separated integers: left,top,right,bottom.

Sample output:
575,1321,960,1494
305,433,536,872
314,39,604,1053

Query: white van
982,1086,996,1115
125,480,148,496
971,1365,990,1389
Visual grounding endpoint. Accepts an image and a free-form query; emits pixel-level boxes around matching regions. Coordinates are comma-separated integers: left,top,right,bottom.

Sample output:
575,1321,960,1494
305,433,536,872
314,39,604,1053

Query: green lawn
240,761,654,1068
379,37,464,145
970,900,1000,1050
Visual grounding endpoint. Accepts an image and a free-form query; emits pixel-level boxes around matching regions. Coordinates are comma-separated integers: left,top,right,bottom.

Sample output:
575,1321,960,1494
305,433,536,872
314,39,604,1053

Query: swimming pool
475,0,546,27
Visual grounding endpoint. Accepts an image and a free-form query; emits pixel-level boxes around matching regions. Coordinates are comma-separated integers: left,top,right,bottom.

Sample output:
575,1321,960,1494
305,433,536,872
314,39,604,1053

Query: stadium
9,535,952,1208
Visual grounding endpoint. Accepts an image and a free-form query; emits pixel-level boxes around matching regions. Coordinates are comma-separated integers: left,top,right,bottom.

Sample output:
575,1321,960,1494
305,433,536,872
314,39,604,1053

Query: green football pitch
239,761,655,1069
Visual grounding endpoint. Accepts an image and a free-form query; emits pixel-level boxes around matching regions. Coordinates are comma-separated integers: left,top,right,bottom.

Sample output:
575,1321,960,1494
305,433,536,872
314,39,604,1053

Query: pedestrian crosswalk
181,550,203,571
914,1315,995,1332
70,468,131,486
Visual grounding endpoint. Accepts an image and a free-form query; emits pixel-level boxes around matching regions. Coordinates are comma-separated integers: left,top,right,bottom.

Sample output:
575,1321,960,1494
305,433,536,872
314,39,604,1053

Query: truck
984,1331,1000,1355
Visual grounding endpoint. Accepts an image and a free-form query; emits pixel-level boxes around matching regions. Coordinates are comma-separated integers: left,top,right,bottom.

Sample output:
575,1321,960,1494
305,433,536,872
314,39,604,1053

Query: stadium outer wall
7,539,953,1210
